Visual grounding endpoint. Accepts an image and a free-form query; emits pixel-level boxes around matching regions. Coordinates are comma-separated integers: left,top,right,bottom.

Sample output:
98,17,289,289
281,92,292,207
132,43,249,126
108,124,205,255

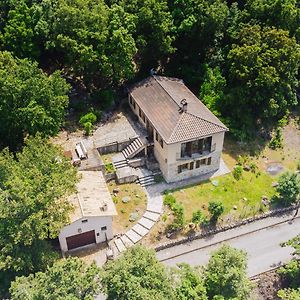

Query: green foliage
79,112,97,135
192,210,208,226
0,135,77,294
105,163,115,174
102,246,175,300
200,66,226,117
275,172,300,206
205,244,251,300
278,288,300,300
222,24,300,136
208,201,224,222
164,194,185,230
0,51,69,149
269,128,283,149
174,263,208,300
10,257,101,300
233,165,243,181
278,260,300,288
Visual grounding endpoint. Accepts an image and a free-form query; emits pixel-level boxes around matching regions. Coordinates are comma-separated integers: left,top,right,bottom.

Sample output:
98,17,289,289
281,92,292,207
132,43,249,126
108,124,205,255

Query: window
133,100,136,109
207,157,212,165
142,113,145,123
159,138,163,148
180,137,212,158
178,163,189,174
101,226,107,231
156,131,158,141
200,158,206,165
139,108,142,117
129,96,133,105
189,162,194,170
82,219,88,223
196,160,200,168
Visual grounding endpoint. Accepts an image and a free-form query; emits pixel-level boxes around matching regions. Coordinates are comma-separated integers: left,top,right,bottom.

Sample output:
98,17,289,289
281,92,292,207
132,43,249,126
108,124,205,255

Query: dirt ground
251,270,283,300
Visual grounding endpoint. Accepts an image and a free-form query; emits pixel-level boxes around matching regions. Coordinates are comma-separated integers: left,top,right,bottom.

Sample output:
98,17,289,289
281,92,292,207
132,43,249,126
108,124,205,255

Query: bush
269,128,283,149
275,172,300,206
164,194,185,230
79,112,97,135
164,194,176,207
105,163,115,173
208,201,224,222
278,260,300,288
249,162,258,173
233,165,243,180
192,210,208,225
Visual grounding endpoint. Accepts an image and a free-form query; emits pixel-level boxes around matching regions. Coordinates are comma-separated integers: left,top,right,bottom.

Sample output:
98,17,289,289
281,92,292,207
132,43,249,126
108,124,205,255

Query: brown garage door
66,230,96,251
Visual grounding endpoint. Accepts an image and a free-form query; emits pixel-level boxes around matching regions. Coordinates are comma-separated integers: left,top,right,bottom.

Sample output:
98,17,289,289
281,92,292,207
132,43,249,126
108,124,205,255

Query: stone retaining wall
98,138,135,155
155,205,299,252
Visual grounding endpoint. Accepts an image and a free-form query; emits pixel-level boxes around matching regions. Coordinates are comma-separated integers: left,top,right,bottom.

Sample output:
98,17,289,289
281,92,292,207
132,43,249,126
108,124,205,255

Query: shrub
278,260,300,288
208,201,224,222
105,163,115,173
275,172,300,206
164,194,176,207
249,162,258,173
192,210,208,225
233,165,243,180
79,112,97,135
269,128,283,149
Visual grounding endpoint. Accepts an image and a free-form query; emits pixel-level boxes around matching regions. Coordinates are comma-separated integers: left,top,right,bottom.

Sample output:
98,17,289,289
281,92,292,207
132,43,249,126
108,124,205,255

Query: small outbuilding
59,171,117,253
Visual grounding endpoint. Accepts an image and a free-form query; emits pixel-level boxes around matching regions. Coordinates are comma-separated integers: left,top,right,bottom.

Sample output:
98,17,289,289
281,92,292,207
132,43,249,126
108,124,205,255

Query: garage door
66,230,96,251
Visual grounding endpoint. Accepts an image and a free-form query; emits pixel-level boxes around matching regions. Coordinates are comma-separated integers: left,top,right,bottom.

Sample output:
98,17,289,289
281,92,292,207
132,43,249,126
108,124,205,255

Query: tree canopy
9,257,101,300
0,51,69,149
204,244,252,300
0,135,77,293
102,246,175,300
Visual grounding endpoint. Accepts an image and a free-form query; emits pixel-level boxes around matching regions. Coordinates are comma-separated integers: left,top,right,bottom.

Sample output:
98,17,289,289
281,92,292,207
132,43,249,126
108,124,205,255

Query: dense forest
0,0,299,149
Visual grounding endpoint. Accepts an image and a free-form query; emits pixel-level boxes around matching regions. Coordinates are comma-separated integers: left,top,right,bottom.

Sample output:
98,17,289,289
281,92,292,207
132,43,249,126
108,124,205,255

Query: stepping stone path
113,187,163,254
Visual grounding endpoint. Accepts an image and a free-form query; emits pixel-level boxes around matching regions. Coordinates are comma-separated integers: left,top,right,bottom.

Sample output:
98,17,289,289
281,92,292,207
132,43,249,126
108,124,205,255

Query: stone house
128,75,228,183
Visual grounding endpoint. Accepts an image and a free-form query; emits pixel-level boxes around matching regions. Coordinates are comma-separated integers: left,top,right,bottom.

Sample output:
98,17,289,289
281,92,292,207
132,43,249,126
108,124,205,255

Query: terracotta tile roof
130,76,228,144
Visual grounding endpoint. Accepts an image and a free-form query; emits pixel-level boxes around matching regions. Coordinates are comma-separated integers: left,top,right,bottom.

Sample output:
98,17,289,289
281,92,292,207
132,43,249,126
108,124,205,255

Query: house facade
59,171,117,253
128,75,228,183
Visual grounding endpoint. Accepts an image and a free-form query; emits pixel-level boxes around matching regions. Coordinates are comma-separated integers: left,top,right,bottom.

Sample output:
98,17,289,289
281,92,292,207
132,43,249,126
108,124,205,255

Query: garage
66,230,96,251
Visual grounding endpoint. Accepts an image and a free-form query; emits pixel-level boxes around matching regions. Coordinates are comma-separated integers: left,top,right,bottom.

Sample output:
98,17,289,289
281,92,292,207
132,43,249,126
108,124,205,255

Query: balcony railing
176,143,216,161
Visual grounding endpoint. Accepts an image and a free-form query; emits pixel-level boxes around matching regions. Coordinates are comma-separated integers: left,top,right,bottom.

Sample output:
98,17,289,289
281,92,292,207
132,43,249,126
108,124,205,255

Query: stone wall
97,139,134,155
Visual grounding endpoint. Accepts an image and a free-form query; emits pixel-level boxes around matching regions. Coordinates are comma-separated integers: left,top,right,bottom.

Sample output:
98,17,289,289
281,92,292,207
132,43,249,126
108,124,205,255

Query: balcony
176,143,216,161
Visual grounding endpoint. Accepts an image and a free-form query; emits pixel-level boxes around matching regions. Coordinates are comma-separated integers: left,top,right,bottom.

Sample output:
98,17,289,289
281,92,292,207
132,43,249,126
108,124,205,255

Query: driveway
157,212,300,277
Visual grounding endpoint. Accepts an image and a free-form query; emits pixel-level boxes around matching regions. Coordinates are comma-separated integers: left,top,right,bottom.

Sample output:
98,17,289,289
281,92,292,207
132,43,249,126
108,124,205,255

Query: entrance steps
122,137,146,159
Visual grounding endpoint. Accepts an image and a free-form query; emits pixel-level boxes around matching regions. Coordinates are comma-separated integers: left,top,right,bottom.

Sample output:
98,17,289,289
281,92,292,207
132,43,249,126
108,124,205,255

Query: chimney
179,99,187,113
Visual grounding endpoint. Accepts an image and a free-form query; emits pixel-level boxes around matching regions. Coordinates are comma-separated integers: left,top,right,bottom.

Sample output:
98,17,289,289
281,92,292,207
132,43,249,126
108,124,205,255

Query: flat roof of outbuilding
69,171,117,222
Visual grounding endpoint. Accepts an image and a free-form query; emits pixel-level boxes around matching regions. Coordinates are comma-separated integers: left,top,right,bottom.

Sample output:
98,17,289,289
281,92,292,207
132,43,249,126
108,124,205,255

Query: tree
0,135,77,294
278,289,300,300
192,210,208,226
208,201,224,222
10,257,101,300
0,51,69,149
222,25,300,136
275,172,300,206
102,246,174,300
205,244,251,300
79,112,97,136
174,263,208,300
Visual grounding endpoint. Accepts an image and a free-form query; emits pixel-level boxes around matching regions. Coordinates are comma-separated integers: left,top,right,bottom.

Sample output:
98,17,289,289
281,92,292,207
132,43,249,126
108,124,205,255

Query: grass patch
105,163,115,173
172,172,276,222
107,181,147,233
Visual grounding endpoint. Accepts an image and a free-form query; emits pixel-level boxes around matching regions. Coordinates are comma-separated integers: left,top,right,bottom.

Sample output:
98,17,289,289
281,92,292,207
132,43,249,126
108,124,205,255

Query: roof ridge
185,111,228,130
153,75,183,109
168,112,186,143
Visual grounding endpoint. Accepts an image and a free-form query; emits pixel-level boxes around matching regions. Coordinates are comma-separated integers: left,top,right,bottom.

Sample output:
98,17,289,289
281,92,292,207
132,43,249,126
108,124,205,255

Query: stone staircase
114,209,161,253
136,171,162,187
122,137,146,159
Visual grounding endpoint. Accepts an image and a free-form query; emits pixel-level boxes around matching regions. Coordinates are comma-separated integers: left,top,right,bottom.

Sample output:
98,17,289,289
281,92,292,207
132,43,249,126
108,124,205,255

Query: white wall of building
59,216,113,253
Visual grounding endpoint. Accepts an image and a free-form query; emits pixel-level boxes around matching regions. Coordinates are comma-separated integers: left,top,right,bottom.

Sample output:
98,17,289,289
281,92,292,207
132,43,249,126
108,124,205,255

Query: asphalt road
157,216,300,277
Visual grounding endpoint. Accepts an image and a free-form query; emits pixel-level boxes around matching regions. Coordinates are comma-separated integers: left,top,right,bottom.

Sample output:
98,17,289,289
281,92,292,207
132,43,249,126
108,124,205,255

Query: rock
113,188,120,193
243,165,251,171
129,212,139,222
135,194,140,198
233,205,238,210
262,195,268,200
113,193,118,197
122,196,131,203
212,180,219,186
243,197,248,201
272,182,279,187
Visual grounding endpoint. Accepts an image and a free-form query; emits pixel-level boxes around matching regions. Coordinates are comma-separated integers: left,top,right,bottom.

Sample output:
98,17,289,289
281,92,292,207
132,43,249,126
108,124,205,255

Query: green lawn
171,171,276,223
